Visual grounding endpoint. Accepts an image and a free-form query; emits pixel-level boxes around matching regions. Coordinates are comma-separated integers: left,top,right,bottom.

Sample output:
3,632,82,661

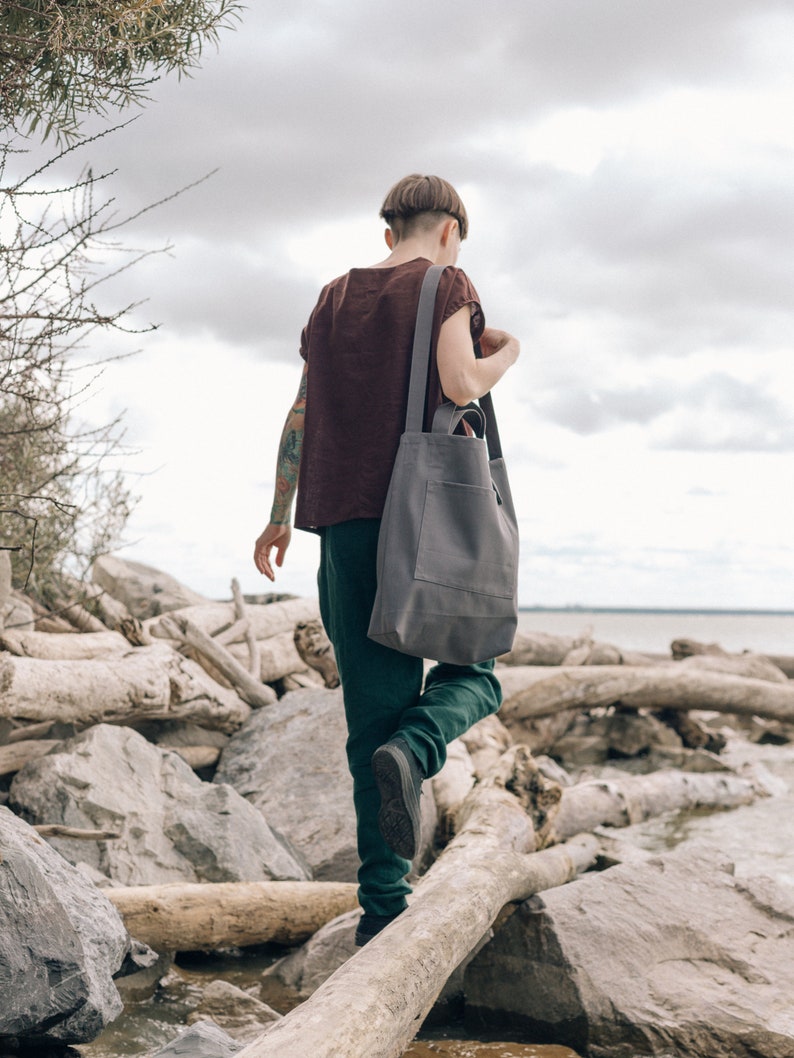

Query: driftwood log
499,629,660,668
151,615,276,709
33,824,121,840
231,577,260,677
431,738,475,842
501,665,794,726
294,618,339,688
672,637,794,678
235,749,598,1058
107,881,360,950
550,767,766,843
0,739,60,777
170,745,221,770
217,632,310,685
0,644,251,732
0,628,130,660
142,597,320,644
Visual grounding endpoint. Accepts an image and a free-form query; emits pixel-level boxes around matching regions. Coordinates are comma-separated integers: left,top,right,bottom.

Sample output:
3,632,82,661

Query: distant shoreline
519,606,794,618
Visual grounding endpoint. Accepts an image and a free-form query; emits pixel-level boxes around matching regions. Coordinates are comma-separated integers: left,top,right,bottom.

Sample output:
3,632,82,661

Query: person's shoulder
442,265,480,300
317,269,354,296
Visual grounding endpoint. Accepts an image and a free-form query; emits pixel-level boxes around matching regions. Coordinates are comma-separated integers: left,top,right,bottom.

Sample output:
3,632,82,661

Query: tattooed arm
253,364,307,581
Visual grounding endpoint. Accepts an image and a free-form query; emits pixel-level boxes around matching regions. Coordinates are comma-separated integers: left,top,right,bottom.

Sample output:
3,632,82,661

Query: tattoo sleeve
270,368,307,525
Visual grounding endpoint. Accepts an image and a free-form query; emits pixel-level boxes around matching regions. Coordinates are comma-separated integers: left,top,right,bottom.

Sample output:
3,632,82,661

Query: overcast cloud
17,0,794,609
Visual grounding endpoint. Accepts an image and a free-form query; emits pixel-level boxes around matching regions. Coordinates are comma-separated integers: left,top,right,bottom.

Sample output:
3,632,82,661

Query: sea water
518,608,794,657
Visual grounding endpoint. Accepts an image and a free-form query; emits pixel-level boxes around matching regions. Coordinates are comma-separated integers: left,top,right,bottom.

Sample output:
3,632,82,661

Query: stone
261,909,360,1005
151,1020,243,1058
0,806,131,1043
9,724,309,885
187,979,281,1042
92,554,208,620
465,844,794,1057
214,688,358,881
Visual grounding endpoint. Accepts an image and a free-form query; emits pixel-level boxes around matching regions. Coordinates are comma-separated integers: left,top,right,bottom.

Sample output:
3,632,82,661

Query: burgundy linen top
294,258,484,531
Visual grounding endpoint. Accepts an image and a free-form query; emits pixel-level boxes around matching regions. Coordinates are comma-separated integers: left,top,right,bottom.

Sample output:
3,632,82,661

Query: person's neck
371,234,442,268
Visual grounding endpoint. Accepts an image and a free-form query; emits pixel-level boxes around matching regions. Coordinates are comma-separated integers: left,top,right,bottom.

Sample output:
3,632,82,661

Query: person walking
254,174,520,945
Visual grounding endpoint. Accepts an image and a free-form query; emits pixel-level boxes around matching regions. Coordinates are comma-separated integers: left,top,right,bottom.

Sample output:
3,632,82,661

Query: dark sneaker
354,910,402,947
371,737,424,860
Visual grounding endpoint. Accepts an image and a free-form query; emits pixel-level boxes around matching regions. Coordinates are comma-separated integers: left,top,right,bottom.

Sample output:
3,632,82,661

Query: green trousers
317,518,502,918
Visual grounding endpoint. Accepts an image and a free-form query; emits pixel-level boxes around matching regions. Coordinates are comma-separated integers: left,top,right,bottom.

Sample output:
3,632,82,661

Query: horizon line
519,605,794,617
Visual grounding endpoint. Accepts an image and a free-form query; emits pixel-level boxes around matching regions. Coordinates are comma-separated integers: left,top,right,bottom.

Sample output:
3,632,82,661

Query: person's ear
384,228,394,249
440,218,458,246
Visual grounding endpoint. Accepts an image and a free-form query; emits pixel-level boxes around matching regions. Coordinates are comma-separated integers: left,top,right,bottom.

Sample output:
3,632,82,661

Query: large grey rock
262,909,360,1004
9,724,309,885
0,806,130,1043
151,1020,243,1058
215,688,358,881
465,844,794,1057
92,554,208,619
187,979,281,1042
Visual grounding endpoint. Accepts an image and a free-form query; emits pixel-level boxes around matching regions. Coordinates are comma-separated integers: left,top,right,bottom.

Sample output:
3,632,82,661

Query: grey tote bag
367,264,519,664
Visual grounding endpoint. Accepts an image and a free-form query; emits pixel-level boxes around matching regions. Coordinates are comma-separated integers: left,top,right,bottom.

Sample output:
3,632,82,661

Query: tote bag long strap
404,264,504,460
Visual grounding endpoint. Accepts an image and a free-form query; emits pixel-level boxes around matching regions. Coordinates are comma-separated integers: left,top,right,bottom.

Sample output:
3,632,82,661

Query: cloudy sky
32,0,794,608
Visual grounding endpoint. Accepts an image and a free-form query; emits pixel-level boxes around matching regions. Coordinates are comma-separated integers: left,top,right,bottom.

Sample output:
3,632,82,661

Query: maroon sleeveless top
294,258,484,530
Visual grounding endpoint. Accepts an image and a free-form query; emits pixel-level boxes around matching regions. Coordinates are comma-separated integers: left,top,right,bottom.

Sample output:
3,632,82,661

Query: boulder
187,979,281,1042
92,554,208,620
261,909,360,1005
9,724,310,885
465,844,794,1057
214,688,358,881
151,1021,243,1058
0,806,131,1043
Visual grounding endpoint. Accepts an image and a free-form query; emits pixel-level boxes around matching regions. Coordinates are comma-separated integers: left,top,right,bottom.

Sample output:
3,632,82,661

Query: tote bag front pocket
414,479,516,599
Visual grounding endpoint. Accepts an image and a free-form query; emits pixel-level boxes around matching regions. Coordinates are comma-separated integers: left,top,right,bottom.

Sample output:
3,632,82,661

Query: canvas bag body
367,265,519,664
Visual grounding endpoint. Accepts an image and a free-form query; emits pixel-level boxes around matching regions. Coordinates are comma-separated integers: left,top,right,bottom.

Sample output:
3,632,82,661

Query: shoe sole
372,744,421,861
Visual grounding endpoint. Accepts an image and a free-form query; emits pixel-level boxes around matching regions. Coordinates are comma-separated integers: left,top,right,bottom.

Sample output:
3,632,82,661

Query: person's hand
254,523,292,581
480,327,519,363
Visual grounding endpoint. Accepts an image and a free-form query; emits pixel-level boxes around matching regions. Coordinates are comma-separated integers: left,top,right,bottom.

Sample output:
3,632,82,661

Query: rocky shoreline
1,552,793,1058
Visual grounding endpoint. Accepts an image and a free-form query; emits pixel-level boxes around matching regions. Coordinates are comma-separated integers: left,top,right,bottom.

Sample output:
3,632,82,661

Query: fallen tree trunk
501,665,794,725
0,645,250,732
3,720,54,743
33,824,120,840
70,580,150,646
232,749,589,1058
550,767,766,843
151,615,276,709
170,745,221,770
499,629,660,668
107,880,359,950
0,739,60,777
0,628,130,660
294,619,340,688
431,738,475,842
672,637,794,678
225,631,308,685
142,597,320,644
231,577,260,677
766,654,794,679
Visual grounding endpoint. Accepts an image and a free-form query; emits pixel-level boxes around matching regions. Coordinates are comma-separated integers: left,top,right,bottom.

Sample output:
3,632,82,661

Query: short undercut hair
379,173,469,242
